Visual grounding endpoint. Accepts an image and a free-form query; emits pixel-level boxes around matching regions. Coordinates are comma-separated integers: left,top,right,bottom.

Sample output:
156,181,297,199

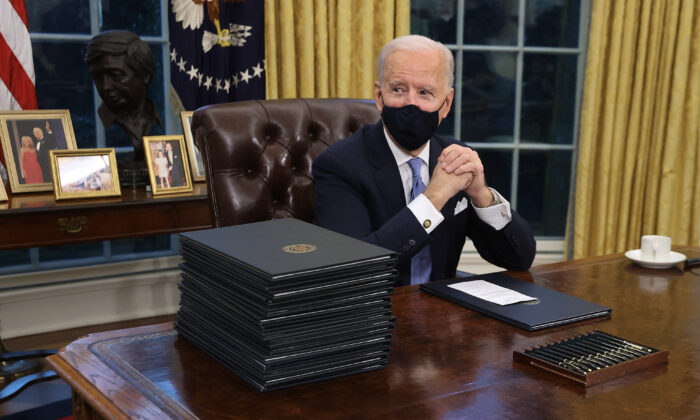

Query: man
165,141,184,187
85,30,162,161
33,121,56,181
313,35,536,286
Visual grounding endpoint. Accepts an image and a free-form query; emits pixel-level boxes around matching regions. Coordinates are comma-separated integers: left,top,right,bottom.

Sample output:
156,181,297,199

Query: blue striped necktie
408,157,432,285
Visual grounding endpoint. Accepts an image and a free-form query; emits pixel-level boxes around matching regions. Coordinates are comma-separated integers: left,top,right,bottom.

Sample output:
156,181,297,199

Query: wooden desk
48,247,700,419
0,184,211,250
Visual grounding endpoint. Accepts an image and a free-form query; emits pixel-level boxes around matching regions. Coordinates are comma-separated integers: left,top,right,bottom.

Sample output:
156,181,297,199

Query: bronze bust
85,30,161,163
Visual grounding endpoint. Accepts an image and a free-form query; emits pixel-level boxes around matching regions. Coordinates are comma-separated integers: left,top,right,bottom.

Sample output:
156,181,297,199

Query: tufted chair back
191,98,380,227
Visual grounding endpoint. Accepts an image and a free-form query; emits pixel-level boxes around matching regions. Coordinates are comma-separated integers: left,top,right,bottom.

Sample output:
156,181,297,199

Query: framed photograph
49,148,121,200
143,135,194,195
0,110,78,193
0,180,7,202
180,111,205,182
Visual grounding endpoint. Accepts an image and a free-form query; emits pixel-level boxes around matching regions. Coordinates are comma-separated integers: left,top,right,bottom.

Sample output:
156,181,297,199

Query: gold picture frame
0,110,78,193
49,148,121,200
180,111,206,182
143,135,194,195
0,180,7,202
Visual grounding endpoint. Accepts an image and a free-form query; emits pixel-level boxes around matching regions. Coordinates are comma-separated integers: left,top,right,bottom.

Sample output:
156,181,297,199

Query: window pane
100,0,162,36
464,0,518,45
111,235,173,256
33,41,97,148
525,0,580,48
461,52,516,143
517,150,572,236
477,149,512,200
38,241,105,262
411,0,458,44
0,249,31,269
105,44,165,149
26,0,90,34
520,53,577,144
437,50,458,138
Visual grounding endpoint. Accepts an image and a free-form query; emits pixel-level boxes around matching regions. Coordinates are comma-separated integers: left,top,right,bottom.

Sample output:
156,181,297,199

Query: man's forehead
383,50,445,83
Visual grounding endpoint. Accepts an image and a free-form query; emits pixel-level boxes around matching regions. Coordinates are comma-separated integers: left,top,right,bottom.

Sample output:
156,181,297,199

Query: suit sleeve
313,148,430,265
464,206,536,271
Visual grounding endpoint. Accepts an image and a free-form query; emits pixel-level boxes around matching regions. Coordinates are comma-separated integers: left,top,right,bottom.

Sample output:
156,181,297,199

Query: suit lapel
366,122,405,218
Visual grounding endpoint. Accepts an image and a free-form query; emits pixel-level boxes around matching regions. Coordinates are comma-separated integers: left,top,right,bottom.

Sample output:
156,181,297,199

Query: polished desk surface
0,183,211,250
48,246,700,419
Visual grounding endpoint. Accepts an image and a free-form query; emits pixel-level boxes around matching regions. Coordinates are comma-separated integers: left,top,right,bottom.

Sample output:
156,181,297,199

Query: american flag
0,0,37,111
169,0,265,111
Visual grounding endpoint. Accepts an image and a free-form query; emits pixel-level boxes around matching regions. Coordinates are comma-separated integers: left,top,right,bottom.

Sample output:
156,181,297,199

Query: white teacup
640,235,672,261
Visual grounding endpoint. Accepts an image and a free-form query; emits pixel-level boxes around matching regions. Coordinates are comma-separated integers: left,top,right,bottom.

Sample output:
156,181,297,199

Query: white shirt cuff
407,193,444,234
471,188,512,230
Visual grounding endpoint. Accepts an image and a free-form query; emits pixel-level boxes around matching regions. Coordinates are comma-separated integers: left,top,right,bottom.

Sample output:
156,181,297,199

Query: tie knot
408,157,422,178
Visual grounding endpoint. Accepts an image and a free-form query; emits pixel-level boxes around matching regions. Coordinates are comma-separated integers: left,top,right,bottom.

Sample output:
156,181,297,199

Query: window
411,0,589,238
0,0,177,275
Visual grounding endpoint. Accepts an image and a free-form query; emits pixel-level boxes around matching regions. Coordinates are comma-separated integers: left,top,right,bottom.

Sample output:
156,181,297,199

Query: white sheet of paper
447,280,538,306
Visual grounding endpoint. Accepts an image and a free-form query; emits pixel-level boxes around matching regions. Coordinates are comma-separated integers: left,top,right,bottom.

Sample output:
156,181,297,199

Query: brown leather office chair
191,98,380,227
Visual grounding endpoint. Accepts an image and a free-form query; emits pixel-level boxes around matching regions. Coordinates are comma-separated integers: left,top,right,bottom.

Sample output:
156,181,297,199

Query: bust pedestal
117,153,149,188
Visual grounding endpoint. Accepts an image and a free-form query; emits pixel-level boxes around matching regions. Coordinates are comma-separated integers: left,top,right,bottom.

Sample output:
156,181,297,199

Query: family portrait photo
143,135,193,195
0,110,77,193
180,111,206,182
50,149,121,200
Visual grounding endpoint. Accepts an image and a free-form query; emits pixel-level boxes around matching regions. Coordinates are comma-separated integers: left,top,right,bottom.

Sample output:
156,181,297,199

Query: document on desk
448,280,538,306
420,272,612,331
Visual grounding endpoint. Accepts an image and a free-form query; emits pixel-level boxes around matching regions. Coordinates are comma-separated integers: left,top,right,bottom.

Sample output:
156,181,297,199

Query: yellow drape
573,0,700,259
264,0,410,99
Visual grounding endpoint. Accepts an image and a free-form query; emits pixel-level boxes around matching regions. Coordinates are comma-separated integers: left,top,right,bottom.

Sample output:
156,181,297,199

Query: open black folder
420,273,611,331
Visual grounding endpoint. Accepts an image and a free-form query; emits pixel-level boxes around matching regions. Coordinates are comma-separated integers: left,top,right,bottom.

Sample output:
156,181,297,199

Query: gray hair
377,35,454,90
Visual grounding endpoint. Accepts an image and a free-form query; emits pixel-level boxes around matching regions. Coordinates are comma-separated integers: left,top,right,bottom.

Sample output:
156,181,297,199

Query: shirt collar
382,126,430,167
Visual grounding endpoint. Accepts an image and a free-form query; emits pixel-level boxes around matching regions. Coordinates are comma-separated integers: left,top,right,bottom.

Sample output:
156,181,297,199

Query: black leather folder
420,273,611,331
179,218,396,282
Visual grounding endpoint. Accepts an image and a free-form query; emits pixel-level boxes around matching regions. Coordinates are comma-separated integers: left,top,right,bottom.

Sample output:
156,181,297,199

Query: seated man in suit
313,35,536,286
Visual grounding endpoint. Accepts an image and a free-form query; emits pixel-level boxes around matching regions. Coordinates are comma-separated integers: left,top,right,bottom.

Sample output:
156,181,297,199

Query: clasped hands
423,144,493,211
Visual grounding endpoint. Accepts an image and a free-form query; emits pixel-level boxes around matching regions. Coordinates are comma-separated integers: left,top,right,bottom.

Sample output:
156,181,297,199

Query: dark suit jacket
35,131,57,181
168,147,184,186
312,121,536,286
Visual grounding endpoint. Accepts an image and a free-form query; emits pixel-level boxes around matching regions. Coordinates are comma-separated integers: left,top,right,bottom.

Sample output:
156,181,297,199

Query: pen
582,336,643,359
595,332,654,353
555,341,613,368
525,348,588,375
570,340,628,364
538,346,597,371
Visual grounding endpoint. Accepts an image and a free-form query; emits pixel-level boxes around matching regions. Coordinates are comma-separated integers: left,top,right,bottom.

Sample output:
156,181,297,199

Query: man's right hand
422,165,473,211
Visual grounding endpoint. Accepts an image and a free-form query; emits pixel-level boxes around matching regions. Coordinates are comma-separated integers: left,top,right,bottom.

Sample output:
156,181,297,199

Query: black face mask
381,98,444,151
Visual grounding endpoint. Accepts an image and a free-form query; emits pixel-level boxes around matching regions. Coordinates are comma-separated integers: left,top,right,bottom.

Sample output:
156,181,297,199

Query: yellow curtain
264,0,410,99
572,0,700,259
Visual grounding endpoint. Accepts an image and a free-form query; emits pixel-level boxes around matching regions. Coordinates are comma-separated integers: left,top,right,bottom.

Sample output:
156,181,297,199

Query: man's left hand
438,144,493,207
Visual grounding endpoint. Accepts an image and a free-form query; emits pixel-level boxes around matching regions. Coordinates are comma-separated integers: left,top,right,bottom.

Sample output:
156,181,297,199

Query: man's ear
440,87,455,121
374,81,383,113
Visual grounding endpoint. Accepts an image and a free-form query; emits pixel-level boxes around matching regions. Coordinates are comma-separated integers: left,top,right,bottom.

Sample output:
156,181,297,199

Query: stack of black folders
175,218,398,391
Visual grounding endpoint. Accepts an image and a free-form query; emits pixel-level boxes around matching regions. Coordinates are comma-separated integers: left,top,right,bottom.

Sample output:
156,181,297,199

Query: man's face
374,48,454,123
33,127,43,140
165,142,172,151
89,53,147,111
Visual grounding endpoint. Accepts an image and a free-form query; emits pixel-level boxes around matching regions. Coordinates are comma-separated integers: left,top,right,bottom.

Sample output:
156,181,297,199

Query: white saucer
625,249,686,269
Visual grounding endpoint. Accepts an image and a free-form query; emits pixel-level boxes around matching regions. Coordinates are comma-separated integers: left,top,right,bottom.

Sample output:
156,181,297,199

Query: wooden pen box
513,330,669,387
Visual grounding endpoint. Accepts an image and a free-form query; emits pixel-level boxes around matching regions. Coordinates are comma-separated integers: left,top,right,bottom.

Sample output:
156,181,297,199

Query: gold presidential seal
282,244,317,254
